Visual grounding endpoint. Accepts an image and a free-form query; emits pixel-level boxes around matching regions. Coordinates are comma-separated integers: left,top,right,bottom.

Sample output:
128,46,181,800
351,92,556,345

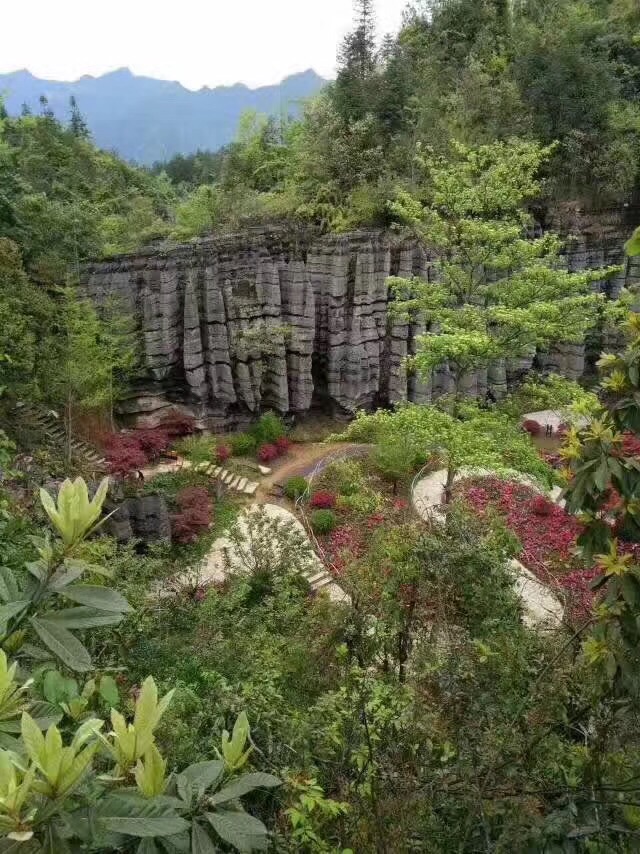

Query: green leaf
99,674,120,707
101,815,190,838
64,557,113,579
44,606,125,629
208,773,280,806
206,810,269,852
0,600,29,626
0,566,19,602
192,822,219,853
30,617,92,672
61,584,132,613
178,760,224,797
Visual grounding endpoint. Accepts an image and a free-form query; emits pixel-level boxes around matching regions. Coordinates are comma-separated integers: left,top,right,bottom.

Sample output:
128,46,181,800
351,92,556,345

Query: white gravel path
412,468,564,628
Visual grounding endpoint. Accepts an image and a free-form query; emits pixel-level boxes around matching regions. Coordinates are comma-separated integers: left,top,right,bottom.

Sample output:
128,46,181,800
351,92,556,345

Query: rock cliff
81,220,640,429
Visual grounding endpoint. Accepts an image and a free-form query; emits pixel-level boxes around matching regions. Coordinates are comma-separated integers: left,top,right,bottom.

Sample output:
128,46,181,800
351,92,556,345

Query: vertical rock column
279,260,315,412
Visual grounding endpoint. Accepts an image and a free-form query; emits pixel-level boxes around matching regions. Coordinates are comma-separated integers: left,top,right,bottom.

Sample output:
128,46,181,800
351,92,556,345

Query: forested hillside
3,2,640,852
0,68,326,164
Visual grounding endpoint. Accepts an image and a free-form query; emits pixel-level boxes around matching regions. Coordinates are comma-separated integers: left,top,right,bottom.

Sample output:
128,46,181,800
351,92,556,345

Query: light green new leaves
39,477,109,547
134,744,167,798
218,712,252,773
20,712,101,798
107,677,174,775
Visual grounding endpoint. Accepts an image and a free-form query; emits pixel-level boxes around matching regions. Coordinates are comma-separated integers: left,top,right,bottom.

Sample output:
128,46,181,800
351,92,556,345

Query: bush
310,490,337,509
336,490,383,516
250,412,286,445
230,433,257,456
216,444,232,463
275,436,291,456
258,444,279,464
104,433,148,476
135,428,171,458
174,435,217,465
522,419,542,436
162,412,196,438
310,509,338,535
284,476,309,501
172,486,211,544
323,459,366,496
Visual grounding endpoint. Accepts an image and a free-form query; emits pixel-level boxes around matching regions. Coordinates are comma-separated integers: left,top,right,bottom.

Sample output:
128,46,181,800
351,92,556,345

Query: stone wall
81,219,640,428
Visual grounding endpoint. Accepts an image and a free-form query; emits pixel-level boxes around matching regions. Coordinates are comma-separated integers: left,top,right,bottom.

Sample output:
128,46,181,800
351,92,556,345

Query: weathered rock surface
106,494,171,544
81,223,637,427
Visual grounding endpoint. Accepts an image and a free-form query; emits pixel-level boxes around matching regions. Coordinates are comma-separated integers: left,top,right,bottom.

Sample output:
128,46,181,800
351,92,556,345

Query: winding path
412,468,564,628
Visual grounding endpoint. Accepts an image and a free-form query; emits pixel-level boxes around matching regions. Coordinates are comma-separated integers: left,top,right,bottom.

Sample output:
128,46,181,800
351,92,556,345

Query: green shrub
230,432,258,456
250,412,286,445
284,476,309,500
336,489,383,516
323,459,366,496
310,509,338,534
175,434,216,465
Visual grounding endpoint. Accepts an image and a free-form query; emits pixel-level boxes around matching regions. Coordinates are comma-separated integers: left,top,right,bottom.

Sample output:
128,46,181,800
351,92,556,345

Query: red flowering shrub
171,486,211,544
135,428,170,458
258,444,279,463
522,419,542,436
161,413,196,438
310,490,337,509
275,436,291,455
216,444,232,464
530,495,554,516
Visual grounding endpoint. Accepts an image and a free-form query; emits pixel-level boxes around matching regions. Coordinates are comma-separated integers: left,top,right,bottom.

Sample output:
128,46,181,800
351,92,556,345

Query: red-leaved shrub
522,419,542,436
216,444,232,463
135,428,170,458
161,413,196,438
171,486,211,544
275,436,291,455
103,433,148,476
310,490,337,509
176,486,209,508
258,444,279,463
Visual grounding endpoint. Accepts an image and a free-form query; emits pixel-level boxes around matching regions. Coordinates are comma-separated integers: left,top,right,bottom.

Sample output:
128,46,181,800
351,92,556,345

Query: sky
0,0,411,89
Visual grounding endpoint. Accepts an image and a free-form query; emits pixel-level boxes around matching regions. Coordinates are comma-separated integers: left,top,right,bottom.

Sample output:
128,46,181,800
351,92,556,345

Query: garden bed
453,475,597,619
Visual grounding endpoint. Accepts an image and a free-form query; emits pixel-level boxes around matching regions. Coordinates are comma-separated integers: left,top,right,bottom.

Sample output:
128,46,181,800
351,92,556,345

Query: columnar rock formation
81,223,639,428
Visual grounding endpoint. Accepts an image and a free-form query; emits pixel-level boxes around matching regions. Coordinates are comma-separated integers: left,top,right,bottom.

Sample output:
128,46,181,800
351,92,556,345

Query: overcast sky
1,0,410,89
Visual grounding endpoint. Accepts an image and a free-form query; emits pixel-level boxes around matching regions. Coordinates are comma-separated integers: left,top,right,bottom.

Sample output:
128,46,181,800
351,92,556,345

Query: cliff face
82,222,639,429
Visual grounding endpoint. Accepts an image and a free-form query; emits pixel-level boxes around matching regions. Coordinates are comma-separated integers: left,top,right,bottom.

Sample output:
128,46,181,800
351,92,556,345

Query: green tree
336,400,552,502
46,286,135,467
0,238,52,402
389,140,617,401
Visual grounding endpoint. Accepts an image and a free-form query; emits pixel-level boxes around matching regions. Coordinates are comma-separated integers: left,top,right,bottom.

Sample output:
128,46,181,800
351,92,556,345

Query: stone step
212,466,222,477
243,481,258,496
237,477,247,492
223,471,234,485
228,476,240,490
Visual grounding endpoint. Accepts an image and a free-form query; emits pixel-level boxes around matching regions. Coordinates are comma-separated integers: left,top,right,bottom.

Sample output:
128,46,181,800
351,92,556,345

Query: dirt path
255,442,367,503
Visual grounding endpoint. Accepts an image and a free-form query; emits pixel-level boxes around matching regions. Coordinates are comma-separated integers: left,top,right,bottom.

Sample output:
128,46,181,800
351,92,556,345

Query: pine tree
69,95,89,138
38,95,55,120
334,0,378,122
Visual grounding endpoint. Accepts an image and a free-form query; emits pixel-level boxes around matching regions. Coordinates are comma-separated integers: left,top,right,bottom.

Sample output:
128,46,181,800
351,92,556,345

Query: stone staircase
14,402,107,471
193,461,259,496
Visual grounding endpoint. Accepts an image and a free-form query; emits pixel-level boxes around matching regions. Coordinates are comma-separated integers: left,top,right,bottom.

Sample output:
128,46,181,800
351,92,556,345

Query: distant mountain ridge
0,67,327,164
